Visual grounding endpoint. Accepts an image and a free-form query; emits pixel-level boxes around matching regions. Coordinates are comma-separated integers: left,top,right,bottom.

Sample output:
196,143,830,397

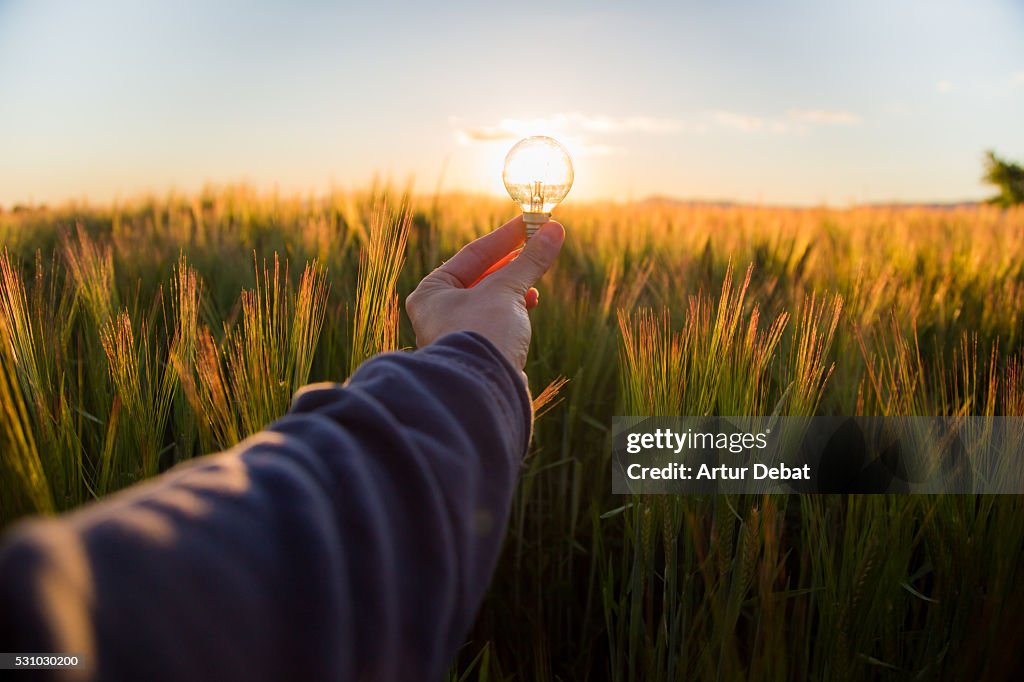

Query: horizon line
0,183,997,214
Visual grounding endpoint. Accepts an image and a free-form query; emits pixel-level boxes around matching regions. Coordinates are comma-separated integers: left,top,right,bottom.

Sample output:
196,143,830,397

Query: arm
0,215,564,681
0,332,529,681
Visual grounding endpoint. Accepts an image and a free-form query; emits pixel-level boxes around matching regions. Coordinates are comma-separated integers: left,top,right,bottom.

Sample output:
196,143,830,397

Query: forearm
0,332,531,681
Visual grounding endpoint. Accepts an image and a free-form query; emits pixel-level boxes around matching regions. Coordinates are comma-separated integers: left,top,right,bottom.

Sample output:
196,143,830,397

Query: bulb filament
530,180,544,213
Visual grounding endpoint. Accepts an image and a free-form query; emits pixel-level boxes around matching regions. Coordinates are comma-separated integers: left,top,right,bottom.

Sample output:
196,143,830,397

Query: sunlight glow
502,137,574,215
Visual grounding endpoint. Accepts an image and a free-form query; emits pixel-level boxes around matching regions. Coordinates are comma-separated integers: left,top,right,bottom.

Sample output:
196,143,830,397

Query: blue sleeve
0,331,532,681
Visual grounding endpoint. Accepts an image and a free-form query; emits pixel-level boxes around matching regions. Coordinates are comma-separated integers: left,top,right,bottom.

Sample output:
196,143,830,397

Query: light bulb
502,136,574,239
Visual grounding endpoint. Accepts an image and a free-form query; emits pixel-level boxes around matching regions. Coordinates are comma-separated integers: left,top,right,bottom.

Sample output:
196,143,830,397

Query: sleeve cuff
417,331,533,457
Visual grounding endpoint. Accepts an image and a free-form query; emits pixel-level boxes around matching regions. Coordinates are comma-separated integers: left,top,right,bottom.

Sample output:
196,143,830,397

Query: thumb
491,221,565,294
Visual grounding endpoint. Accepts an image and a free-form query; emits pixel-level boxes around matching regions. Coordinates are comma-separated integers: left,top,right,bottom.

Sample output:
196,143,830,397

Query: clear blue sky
1,0,1022,206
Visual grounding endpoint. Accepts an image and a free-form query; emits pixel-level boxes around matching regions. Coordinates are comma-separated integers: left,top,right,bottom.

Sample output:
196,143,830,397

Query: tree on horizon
983,150,1024,207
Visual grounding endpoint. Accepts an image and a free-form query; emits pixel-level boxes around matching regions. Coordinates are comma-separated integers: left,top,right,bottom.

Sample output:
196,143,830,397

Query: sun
460,138,588,202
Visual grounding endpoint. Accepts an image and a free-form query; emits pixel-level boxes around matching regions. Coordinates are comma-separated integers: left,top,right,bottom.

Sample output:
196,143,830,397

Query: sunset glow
1,0,1022,206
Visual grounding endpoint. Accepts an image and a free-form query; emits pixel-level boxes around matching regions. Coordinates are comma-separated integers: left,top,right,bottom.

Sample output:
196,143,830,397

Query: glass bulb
502,136,574,237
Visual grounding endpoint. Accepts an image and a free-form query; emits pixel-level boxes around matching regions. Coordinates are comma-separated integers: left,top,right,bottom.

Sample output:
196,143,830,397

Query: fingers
468,247,522,288
525,287,539,309
431,215,526,288
489,221,565,294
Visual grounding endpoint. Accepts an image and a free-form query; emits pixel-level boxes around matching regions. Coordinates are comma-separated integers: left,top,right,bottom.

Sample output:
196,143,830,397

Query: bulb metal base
523,212,550,240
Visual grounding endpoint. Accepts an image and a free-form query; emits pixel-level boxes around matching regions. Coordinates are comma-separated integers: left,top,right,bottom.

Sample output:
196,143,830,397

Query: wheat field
2,188,1023,680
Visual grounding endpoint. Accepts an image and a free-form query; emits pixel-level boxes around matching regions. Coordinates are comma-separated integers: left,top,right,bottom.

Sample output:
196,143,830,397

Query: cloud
453,108,861,149
704,108,862,134
712,111,765,132
935,80,954,93
786,109,861,125
1013,71,1024,88
451,112,686,155
577,115,685,134
456,125,519,142
710,111,793,133
453,113,686,142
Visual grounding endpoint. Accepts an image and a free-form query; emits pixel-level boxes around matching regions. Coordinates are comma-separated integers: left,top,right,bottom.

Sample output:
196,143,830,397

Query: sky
1,0,1023,207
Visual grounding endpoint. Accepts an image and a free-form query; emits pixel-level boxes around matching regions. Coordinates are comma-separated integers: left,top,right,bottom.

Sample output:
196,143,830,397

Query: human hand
405,215,565,374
